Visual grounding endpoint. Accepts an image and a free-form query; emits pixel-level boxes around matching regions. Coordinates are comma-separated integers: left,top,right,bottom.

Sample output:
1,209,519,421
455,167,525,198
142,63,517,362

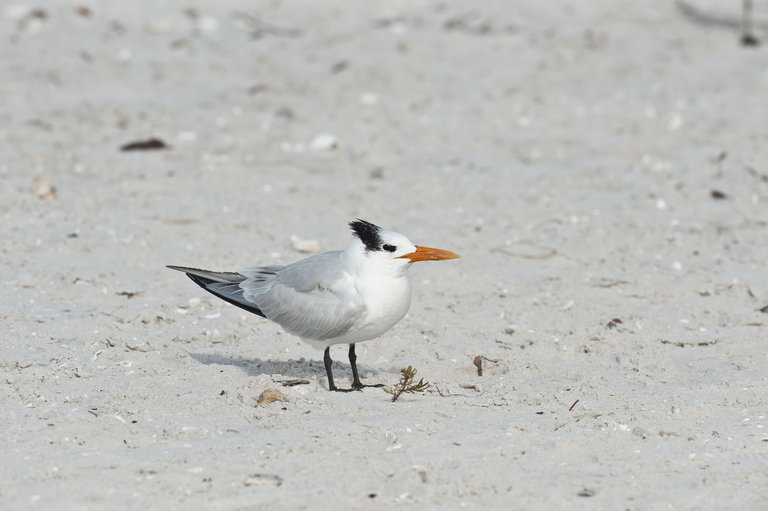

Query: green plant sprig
383,366,430,402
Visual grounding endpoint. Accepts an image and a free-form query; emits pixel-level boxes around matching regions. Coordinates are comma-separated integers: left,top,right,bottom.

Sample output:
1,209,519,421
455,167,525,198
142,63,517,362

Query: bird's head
347,219,460,273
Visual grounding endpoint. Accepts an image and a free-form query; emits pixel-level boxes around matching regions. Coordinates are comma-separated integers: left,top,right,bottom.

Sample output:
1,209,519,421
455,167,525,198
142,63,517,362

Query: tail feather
167,265,266,318
167,265,245,284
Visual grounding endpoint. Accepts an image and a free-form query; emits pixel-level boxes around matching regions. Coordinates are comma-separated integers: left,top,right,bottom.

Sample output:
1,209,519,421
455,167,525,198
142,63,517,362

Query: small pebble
257,389,287,406
360,92,379,105
711,189,727,200
309,133,339,151
667,113,683,131
30,177,56,199
632,426,648,439
198,16,220,33
243,473,283,486
290,235,320,253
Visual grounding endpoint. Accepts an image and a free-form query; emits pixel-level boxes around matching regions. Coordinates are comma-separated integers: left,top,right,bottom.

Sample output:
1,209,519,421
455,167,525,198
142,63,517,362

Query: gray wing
239,251,365,341
167,265,266,317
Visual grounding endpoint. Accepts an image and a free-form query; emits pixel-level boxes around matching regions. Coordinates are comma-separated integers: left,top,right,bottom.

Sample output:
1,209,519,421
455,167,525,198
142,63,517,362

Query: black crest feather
349,219,383,251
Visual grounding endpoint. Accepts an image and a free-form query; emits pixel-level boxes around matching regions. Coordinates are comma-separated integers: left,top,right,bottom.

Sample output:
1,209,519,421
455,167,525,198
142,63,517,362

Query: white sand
3,1,768,508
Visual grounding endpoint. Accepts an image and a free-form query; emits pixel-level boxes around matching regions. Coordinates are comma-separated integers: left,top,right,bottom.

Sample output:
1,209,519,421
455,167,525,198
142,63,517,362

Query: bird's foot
329,382,384,392
330,387,358,393
352,381,385,390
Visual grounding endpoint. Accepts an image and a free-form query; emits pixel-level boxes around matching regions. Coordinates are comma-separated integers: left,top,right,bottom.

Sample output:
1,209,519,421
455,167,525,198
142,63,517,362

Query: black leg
348,343,383,390
349,344,362,389
741,0,760,46
325,346,357,392
324,346,337,391
324,345,383,392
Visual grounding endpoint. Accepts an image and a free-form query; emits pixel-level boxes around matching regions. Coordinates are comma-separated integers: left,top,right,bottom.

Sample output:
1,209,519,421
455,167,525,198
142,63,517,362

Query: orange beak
398,245,461,263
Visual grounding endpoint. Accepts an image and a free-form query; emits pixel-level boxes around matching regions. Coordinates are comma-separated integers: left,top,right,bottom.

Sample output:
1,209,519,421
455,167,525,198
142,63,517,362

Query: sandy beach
2,1,768,509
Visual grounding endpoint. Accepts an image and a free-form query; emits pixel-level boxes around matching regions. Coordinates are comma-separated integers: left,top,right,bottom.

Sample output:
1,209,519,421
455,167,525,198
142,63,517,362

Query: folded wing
239,251,365,341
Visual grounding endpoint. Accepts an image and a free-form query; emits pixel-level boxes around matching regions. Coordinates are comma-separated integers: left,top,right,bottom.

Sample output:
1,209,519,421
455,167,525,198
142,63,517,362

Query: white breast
326,272,412,346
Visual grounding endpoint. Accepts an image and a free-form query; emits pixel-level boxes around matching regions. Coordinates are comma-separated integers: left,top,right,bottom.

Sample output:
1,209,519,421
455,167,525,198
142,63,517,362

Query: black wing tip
185,272,211,287
184,273,267,318
349,219,383,251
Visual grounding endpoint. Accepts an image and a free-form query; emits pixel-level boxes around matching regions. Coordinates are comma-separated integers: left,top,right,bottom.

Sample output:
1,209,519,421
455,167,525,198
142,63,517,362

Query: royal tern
168,219,460,391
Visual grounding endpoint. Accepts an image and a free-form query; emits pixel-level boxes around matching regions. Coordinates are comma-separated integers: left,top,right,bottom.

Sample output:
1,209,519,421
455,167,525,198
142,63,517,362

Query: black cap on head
349,219,383,251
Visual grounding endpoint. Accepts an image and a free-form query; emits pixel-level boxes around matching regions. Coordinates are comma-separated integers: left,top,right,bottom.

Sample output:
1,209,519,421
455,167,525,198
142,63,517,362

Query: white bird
168,219,460,391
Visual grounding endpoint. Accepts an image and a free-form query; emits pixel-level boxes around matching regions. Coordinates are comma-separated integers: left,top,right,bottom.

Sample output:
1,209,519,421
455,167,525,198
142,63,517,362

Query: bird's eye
382,244,397,252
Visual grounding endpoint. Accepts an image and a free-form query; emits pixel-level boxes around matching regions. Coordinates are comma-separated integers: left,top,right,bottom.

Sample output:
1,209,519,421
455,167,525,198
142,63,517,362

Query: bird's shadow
676,0,742,30
676,2,763,47
188,352,381,382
